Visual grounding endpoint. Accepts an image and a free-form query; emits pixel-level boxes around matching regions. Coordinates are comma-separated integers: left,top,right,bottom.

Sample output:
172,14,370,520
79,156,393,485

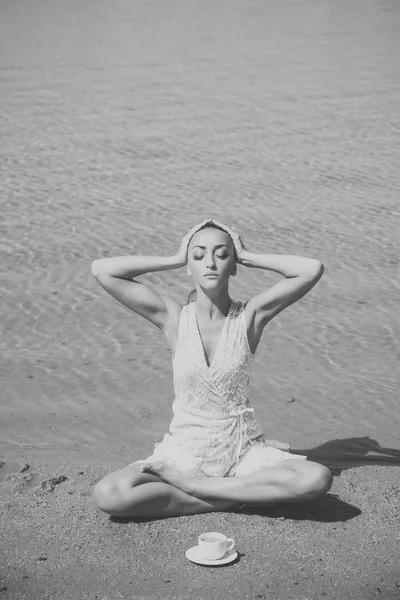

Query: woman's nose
205,254,216,269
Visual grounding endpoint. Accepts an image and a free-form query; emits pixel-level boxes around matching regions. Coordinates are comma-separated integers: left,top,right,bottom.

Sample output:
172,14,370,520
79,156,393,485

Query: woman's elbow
91,259,106,279
305,260,324,280
312,261,324,279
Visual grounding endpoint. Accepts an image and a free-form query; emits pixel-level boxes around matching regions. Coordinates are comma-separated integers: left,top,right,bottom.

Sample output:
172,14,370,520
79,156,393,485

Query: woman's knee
298,462,333,498
93,477,120,513
92,465,160,514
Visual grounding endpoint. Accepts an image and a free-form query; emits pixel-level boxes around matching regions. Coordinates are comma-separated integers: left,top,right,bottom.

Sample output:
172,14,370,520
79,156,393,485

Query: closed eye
193,254,228,260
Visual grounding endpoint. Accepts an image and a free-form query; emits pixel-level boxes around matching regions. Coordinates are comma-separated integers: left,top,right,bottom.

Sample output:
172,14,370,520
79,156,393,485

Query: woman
91,218,333,519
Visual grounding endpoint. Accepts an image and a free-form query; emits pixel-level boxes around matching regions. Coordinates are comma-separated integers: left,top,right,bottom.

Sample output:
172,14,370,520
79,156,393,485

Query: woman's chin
198,278,228,292
201,278,221,287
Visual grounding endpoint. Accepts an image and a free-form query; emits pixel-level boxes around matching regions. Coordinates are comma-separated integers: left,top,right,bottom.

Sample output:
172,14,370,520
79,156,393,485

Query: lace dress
133,299,296,478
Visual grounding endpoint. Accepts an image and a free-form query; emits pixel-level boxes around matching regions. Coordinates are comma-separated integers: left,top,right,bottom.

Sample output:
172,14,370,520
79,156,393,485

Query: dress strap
177,304,191,344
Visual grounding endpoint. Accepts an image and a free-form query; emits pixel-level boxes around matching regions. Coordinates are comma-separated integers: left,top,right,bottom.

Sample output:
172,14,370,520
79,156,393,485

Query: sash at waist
229,406,255,463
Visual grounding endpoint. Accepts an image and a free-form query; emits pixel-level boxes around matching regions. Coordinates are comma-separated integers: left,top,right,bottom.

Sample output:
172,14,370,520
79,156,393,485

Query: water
1,0,399,466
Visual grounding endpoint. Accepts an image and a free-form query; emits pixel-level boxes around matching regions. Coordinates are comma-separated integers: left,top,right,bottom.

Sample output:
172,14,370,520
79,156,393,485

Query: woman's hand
175,219,212,266
229,230,247,263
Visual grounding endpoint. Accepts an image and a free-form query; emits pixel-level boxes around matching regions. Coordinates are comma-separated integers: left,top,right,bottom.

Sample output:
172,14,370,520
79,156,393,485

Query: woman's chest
196,322,226,366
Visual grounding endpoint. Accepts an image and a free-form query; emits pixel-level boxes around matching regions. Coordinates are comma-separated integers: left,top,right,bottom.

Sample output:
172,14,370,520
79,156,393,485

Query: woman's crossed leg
93,464,235,519
93,459,333,520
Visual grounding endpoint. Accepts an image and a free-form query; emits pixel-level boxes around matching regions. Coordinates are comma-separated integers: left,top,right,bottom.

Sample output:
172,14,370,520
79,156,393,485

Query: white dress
132,300,306,477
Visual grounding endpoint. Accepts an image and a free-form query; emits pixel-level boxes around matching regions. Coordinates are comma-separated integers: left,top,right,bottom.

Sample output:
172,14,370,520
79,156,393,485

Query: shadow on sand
233,493,361,523
111,493,361,525
291,436,400,474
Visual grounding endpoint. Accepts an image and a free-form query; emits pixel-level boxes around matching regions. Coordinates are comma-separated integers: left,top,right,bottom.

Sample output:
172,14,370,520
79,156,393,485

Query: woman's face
187,227,236,287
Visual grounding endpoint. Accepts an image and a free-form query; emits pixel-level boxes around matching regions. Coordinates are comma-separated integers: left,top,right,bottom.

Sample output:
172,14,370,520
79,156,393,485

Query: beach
1,0,400,598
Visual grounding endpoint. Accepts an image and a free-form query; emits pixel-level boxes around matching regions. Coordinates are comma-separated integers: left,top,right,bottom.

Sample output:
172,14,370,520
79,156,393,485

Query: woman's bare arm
91,254,184,330
91,221,210,330
92,254,185,280
241,251,324,326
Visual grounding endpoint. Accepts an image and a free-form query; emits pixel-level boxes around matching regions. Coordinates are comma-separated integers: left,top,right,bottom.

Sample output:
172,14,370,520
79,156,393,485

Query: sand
1,459,400,600
1,0,400,598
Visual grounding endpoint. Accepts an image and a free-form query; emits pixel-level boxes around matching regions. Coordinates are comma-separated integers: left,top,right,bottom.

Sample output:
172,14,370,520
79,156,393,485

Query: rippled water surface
1,0,399,466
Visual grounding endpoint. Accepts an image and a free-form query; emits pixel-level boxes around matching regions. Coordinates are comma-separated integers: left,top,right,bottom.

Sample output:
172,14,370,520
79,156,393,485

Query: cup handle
226,538,235,551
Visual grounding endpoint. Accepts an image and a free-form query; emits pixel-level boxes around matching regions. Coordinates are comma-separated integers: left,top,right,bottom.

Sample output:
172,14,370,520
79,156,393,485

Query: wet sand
1,0,400,598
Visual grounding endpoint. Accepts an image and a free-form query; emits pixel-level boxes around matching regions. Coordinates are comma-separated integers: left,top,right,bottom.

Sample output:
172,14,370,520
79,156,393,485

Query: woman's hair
186,222,233,304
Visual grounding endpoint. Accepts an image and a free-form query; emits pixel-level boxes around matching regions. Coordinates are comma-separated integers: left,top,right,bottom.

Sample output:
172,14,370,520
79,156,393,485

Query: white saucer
185,545,238,566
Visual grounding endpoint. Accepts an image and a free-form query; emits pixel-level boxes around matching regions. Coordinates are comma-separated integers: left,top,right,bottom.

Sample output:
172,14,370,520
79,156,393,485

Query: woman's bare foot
139,461,190,492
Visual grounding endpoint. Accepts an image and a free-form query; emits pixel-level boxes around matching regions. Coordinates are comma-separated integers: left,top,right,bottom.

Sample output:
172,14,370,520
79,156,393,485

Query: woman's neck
194,286,232,321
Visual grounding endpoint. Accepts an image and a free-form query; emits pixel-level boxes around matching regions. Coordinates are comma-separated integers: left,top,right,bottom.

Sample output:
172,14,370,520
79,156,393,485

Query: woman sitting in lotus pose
91,218,333,519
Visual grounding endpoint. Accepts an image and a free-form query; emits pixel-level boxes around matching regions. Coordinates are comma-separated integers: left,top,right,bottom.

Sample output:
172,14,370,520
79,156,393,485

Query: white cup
198,532,235,560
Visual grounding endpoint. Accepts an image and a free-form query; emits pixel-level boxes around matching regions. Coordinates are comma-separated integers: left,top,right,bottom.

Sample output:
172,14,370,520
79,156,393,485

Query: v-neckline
193,301,234,369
